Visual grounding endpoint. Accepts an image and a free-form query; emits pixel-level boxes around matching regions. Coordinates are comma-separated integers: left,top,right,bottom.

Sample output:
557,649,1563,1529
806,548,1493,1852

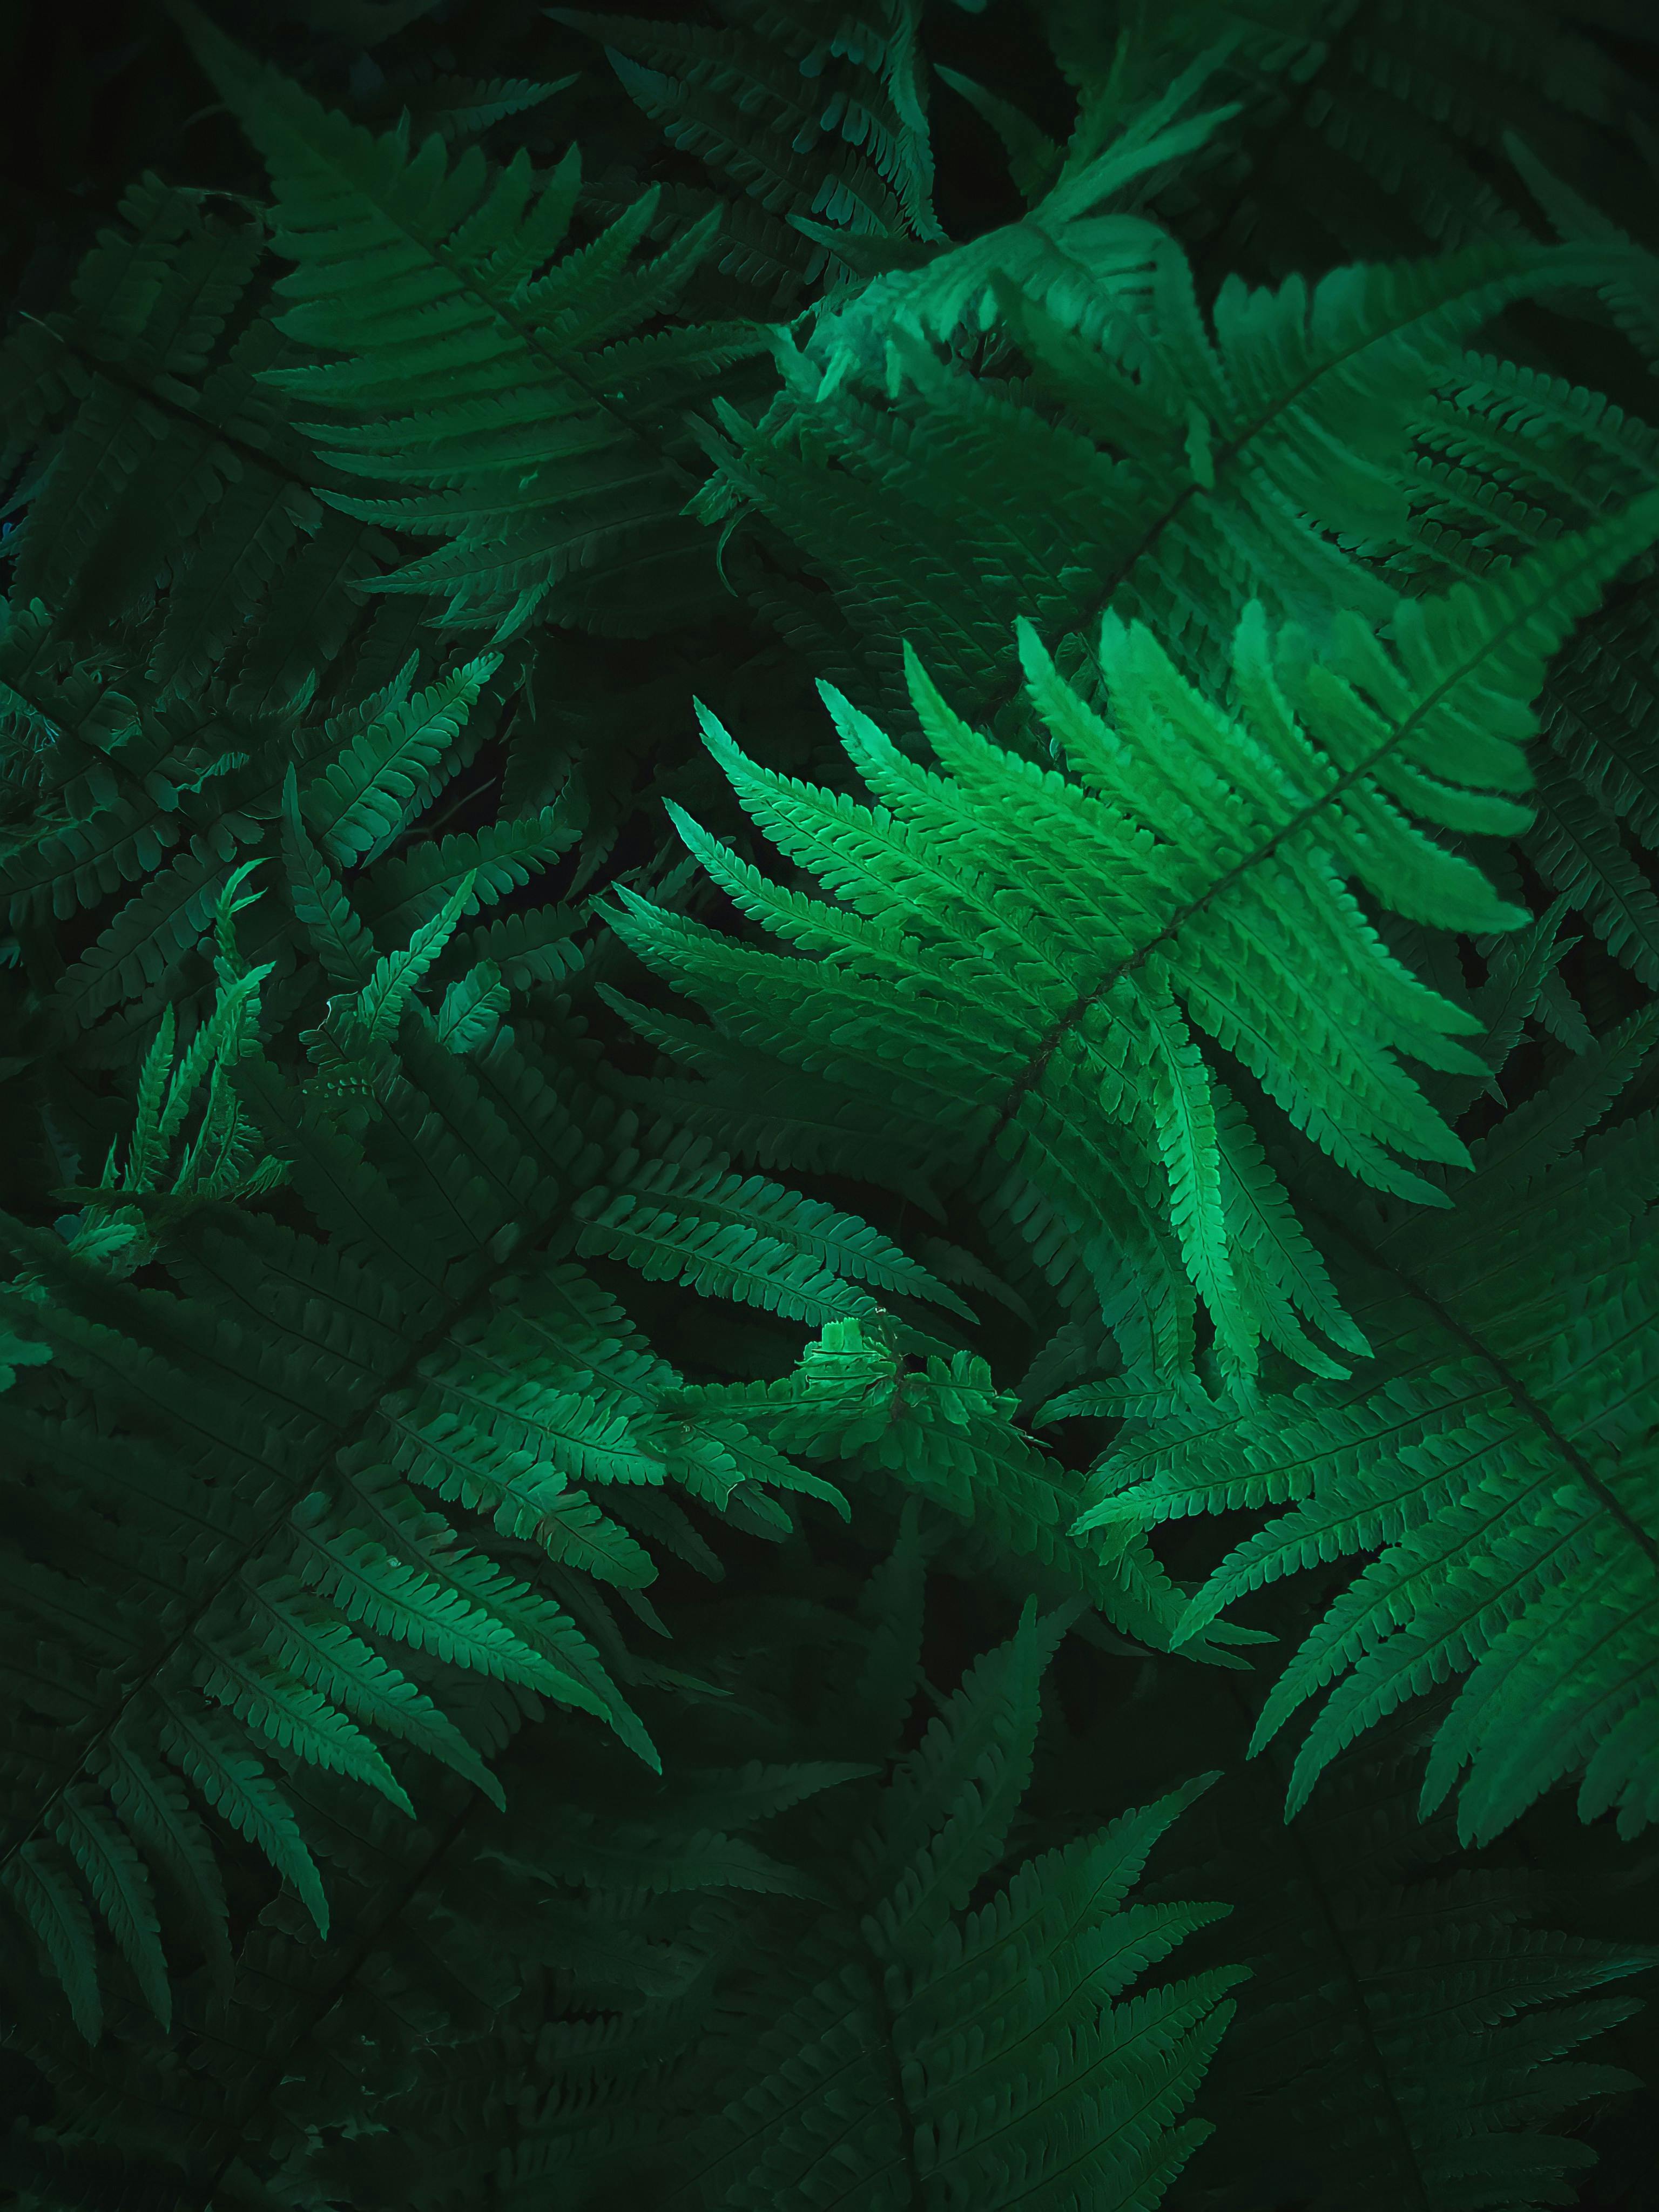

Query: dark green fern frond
573,1137,978,1333
1183,1727,1657,2211
1398,331,1659,990
692,172,1604,713
554,0,943,262
1098,0,1650,279
0,171,400,719
360,70,578,147
53,862,287,1273
0,174,272,635
0,622,514,1110
1056,1671,1658,2212
565,1599,1243,2212
0,1599,868,2212
178,3,770,640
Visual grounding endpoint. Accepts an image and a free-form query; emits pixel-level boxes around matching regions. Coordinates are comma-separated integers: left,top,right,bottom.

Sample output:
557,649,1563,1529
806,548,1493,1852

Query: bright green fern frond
1080,1008,1659,1842
613,504,1657,1380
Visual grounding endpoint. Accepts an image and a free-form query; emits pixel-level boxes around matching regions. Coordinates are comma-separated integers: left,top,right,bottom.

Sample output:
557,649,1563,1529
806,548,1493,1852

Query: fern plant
507,1544,1246,2212
3,1,1658,2206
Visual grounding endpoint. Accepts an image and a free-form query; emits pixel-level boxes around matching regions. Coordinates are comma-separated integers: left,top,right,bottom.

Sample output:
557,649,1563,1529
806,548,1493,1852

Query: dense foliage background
4,1,1659,2206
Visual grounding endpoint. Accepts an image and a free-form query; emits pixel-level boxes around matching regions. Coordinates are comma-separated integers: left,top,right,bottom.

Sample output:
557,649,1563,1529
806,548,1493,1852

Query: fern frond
180,5,767,638
554,1,942,247
1080,1009,1659,1841
1109,1685,1657,2212
0,176,280,637
695,215,1596,709
1134,0,1645,274
2,1843,105,2044
655,1605,1240,2211
300,653,501,866
0,961,894,2036
613,504,1657,1380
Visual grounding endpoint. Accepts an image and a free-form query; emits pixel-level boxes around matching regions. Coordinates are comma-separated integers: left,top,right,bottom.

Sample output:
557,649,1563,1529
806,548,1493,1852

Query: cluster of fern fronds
2,1,1658,2207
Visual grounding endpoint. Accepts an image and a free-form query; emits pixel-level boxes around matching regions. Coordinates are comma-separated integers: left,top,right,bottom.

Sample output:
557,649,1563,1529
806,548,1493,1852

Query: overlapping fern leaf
965,0,1650,281
0,1515,1239,2212
0,795,986,2038
689,93,1604,716
0,147,606,1137
1391,151,1659,1006
554,0,942,312
610,508,1657,1386
1075,1006,1659,1844
0,166,528,1095
0,1028,641,2039
176,2,770,640
1065,1675,1659,2212
0,171,394,709
1190,1741,1656,2211
569,1588,1243,2212
2,1588,868,2212
0,584,540,1185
